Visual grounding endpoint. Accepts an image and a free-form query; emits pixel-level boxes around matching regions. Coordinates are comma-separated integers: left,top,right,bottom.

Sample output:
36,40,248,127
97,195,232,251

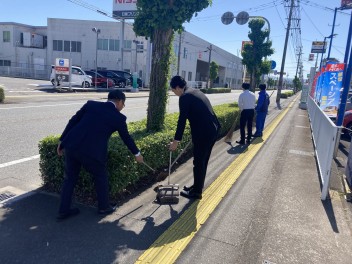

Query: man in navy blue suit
169,76,221,199
56,90,143,221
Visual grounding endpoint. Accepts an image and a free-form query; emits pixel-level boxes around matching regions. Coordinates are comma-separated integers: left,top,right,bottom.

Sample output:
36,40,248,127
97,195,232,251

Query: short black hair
170,75,187,89
259,84,266,90
242,83,250,90
108,90,126,101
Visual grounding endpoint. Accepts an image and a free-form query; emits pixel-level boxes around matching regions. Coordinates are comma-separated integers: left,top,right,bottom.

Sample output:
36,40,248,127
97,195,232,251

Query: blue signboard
271,60,276,70
319,62,345,117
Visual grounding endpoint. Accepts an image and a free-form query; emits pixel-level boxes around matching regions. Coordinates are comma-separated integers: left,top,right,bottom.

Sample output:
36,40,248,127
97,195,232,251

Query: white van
50,65,92,88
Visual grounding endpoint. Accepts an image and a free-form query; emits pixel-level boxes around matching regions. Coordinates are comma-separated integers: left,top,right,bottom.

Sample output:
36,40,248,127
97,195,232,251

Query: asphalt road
0,76,245,193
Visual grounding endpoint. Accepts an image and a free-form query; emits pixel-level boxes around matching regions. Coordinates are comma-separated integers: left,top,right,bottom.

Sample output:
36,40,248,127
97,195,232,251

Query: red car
85,70,114,88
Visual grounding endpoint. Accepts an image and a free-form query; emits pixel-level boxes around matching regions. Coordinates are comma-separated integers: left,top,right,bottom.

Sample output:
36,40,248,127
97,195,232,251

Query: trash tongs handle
168,151,172,185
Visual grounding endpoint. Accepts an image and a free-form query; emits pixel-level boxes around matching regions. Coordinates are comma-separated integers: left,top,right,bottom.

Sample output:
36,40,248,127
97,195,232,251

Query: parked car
84,70,114,88
108,70,142,87
94,70,128,88
343,110,352,138
50,65,92,88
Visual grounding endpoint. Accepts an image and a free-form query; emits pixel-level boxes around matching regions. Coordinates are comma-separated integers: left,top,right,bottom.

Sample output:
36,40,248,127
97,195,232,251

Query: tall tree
293,76,302,93
209,61,219,88
134,0,212,131
241,19,274,91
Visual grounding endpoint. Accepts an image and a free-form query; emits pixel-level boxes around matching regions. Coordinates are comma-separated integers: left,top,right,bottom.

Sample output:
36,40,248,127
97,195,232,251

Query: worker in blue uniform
253,84,270,137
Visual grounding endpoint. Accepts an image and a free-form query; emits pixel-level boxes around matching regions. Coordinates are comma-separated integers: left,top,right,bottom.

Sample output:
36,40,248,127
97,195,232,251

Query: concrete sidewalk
1,94,352,264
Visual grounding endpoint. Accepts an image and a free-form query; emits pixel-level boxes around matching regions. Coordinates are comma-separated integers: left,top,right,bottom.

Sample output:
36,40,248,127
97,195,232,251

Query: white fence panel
307,96,338,200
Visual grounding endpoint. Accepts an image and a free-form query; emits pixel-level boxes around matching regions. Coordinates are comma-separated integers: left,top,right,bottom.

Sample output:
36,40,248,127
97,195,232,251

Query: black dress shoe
183,185,194,191
180,189,202,199
57,208,80,221
252,133,262,137
235,140,245,145
246,139,251,144
98,204,117,215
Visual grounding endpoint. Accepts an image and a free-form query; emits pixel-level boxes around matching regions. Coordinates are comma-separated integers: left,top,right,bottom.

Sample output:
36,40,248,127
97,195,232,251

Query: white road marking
0,102,84,110
0,155,40,169
295,125,309,128
289,149,314,156
8,90,42,93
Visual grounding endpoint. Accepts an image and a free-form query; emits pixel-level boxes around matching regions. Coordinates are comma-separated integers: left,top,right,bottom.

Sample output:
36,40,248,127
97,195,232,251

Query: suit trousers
192,135,217,194
239,109,255,141
255,111,267,135
59,149,110,214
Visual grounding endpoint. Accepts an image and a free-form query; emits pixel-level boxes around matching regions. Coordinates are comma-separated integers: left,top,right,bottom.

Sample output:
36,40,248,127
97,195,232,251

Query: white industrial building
0,18,243,88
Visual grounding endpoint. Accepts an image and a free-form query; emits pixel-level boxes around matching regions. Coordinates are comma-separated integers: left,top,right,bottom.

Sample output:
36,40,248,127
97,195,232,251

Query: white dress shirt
238,90,256,111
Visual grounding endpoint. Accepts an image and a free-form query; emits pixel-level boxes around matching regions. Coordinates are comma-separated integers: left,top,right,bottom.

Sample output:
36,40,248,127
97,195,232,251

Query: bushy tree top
134,0,212,39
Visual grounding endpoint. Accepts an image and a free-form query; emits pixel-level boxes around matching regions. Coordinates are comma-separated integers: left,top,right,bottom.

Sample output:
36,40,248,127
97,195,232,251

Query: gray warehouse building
0,18,243,88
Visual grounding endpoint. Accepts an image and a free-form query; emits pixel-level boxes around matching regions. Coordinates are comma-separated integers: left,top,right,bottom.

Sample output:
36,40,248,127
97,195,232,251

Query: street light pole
206,44,212,89
92,27,101,89
319,34,337,71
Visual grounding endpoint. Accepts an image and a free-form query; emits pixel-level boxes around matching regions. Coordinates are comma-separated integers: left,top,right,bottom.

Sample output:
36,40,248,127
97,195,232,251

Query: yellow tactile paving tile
136,97,298,264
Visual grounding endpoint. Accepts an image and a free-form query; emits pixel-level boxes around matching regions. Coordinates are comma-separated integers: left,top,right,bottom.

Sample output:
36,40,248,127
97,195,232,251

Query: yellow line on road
135,97,298,264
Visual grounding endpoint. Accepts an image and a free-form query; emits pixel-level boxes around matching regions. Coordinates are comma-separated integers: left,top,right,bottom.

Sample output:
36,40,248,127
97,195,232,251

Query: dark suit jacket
60,100,139,163
174,87,221,144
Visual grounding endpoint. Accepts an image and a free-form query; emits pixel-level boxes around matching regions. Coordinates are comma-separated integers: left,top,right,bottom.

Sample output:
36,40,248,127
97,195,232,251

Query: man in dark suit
56,90,143,221
169,76,221,199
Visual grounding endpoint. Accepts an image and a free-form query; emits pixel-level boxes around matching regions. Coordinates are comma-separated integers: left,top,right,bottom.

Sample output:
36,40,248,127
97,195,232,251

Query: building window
183,47,188,59
64,40,70,52
71,41,81,52
0,60,11,66
98,39,108,50
3,31,10,42
109,39,119,51
136,41,144,53
181,70,186,79
124,40,132,50
188,72,192,81
53,40,63,51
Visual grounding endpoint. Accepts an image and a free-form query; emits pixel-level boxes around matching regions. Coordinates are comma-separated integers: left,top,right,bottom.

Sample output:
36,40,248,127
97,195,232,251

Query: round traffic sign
221,11,235,25
236,11,250,25
271,60,277,70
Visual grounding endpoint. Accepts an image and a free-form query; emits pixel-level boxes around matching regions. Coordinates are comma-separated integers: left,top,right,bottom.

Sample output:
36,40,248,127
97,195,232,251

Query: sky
0,0,351,79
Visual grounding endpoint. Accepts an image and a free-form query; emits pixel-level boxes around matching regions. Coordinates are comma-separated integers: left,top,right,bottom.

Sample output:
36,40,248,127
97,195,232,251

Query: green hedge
0,86,4,103
200,88,232,94
280,91,294,98
38,103,240,202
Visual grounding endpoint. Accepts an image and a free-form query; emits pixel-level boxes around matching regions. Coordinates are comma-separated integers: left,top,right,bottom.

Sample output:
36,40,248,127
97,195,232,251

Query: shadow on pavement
0,192,195,263
321,199,339,233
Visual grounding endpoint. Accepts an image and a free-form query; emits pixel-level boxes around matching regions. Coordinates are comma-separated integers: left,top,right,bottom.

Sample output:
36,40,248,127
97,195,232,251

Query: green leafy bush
38,103,239,203
200,88,232,94
0,86,4,103
280,91,294,98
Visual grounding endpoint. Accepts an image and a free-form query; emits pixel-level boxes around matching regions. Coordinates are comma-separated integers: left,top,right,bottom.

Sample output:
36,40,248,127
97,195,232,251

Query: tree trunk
250,71,256,92
146,28,174,131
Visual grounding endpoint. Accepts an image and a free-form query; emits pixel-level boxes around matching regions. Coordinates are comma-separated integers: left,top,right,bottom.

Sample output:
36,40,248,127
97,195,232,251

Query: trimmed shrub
280,91,294,98
0,86,4,103
200,88,231,94
38,103,240,203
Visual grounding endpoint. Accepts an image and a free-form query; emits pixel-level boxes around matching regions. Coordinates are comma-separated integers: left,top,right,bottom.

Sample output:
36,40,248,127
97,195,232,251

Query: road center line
0,155,40,169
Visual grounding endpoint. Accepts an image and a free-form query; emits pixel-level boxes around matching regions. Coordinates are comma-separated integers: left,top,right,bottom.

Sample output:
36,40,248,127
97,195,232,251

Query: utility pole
177,32,182,75
295,47,302,77
295,46,302,93
121,19,125,71
207,44,212,88
276,0,294,109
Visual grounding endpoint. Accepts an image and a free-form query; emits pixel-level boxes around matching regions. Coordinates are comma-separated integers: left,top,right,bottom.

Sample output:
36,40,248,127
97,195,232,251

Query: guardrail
307,96,338,200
